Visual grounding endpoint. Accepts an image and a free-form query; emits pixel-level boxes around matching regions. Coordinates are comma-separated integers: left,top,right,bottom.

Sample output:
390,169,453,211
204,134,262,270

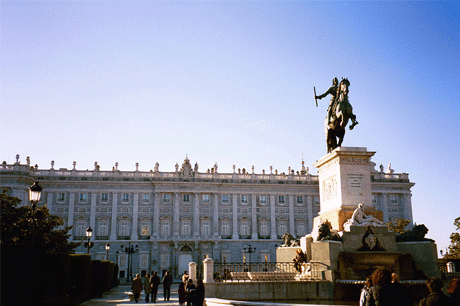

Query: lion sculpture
396,224,432,242
317,221,342,241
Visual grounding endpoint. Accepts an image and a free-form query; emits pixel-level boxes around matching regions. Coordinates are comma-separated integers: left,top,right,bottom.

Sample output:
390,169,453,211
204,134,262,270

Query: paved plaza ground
81,284,180,306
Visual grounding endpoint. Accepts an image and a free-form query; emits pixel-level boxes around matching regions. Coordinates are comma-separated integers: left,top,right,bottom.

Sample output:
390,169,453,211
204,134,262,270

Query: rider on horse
316,77,338,127
316,77,359,153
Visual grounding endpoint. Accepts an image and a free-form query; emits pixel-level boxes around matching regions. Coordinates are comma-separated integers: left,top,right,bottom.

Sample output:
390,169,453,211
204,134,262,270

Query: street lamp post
105,243,110,260
120,243,139,282
28,182,42,244
84,226,94,254
242,244,256,271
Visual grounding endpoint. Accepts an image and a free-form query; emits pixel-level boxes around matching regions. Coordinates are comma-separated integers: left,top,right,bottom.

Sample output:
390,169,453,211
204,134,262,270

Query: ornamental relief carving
317,158,339,172
322,177,337,201
339,156,370,165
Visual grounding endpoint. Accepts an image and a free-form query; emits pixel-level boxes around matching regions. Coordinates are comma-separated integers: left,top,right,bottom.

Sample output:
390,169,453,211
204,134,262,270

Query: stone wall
204,281,334,301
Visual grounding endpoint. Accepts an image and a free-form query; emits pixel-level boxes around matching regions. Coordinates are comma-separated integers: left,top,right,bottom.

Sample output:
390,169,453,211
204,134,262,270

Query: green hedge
1,245,46,305
1,246,119,306
69,254,93,306
43,252,71,306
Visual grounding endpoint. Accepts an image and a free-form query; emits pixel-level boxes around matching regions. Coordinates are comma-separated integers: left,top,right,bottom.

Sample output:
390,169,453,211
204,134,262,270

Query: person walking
447,278,460,305
391,273,413,306
144,273,151,303
186,278,196,306
419,277,451,306
359,277,372,306
163,270,174,301
194,279,205,306
150,271,161,303
178,281,188,306
367,269,396,306
131,273,143,303
182,270,189,284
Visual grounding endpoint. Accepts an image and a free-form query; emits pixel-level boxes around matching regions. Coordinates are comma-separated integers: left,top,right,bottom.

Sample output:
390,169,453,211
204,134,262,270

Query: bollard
203,257,214,283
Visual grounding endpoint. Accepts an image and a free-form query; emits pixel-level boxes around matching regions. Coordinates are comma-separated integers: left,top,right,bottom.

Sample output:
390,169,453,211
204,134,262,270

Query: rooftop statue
315,78,358,153
343,203,386,231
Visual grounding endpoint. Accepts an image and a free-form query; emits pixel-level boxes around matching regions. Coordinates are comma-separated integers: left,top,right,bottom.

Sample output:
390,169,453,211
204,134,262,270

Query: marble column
404,193,413,227
232,195,238,239
110,193,118,240
382,193,388,222
132,193,139,240
289,195,295,236
307,195,313,232
46,192,53,213
90,193,97,233
213,194,219,236
153,193,160,237
68,193,75,239
173,193,180,236
193,193,200,236
270,195,277,239
251,195,258,240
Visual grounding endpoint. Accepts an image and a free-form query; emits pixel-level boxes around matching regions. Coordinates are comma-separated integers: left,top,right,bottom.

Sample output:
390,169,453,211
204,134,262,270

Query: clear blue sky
1,1,459,254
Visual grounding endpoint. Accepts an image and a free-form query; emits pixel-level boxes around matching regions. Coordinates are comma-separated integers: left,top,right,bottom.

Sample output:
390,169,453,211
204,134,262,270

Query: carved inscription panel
348,173,364,196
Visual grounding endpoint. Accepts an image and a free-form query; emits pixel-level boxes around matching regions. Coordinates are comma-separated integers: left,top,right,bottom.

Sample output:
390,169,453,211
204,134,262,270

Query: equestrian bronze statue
315,77,358,153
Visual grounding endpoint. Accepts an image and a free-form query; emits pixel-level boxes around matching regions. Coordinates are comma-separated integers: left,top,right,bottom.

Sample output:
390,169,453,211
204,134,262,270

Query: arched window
97,219,109,237
221,219,230,236
259,219,269,237
119,219,130,236
181,219,191,236
201,219,211,236
75,219,87,237
161,219,171,236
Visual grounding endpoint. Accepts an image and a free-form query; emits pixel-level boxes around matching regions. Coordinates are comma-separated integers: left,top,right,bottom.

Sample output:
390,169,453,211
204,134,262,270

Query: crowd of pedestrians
359,269,460,306
129,270,205,306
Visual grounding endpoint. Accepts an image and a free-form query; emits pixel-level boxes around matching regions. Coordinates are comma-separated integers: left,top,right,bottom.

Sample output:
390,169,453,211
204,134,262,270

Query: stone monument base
342,226,396,252
276,246,300,263
313,207,384,232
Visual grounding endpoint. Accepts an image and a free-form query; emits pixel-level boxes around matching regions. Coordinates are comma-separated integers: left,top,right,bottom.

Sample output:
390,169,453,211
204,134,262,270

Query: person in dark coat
194,279,205,306
131,273,143,303
447,278,460,306
144,273,151,302
359,277,372,306
368,269,397,306
391,273,413,306
178,281,188,306
162,270,174,301
149,271,161,303
419,277,451,306
186,278,196,306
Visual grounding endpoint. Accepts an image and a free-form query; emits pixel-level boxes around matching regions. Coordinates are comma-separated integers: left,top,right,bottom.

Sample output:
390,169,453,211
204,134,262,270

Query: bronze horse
325,78,358,153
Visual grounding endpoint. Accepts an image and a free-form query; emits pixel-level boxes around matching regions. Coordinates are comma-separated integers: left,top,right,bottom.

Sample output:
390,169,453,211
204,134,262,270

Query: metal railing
213,261,324,282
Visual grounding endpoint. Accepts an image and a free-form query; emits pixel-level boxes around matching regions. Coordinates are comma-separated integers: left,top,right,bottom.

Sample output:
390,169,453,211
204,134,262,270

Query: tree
445,216,460,259
0,192,80,253
387,218,410,234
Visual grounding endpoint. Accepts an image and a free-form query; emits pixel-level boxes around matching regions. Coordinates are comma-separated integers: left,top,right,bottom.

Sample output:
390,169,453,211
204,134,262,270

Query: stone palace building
0,154,414,278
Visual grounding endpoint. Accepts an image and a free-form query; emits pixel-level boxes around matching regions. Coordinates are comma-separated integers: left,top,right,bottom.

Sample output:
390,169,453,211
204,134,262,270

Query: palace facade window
181,220,191,236
101,193,108,202
259,195,267,205
221,220,230,236
222,194,229,203
79,193,87,203
57,192,65,202
296,196,303,204
119,220,130,236
98,219,109,237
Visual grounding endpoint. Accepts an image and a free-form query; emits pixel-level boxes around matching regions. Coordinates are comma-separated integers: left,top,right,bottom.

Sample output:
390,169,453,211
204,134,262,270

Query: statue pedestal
313,147,382,231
